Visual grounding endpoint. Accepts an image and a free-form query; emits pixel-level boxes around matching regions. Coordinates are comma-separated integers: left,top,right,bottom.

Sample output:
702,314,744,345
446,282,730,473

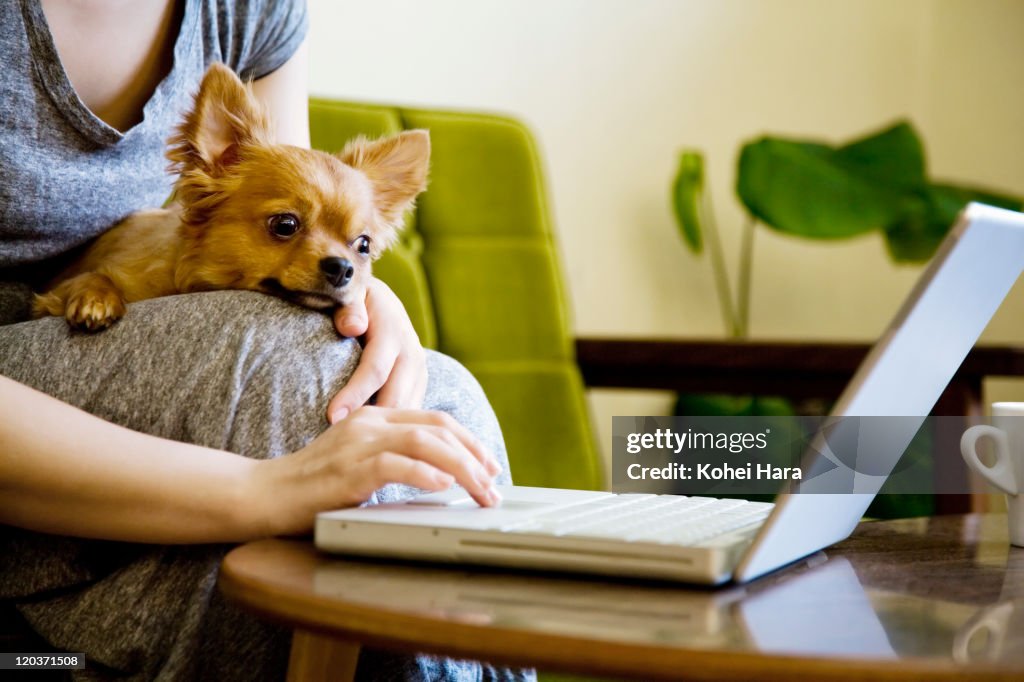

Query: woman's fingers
333,294,369,337
327,334,398,423
346,452,454,502
379,426,498,507
378,408,502,476
374,346,427,409
304,405,502,515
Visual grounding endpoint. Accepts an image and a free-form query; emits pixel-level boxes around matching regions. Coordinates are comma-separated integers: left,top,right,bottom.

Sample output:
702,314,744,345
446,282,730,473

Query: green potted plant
673,120,1022,338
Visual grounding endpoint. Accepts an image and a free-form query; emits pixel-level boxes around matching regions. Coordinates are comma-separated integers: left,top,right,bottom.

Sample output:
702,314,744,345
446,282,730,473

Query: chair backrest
310,100,600,490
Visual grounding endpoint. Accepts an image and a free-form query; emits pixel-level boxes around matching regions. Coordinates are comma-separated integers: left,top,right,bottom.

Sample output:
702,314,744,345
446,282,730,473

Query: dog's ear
339,130,431,227
167,63,271,175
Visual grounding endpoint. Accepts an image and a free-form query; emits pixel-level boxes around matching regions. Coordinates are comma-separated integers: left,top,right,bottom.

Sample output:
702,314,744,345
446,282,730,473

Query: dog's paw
64,288,126,332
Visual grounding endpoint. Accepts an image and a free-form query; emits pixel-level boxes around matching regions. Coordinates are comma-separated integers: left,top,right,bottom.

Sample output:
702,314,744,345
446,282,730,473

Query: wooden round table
219,514,1024,681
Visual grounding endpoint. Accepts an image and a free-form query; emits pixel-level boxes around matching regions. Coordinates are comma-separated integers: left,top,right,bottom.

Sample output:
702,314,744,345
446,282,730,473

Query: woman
0,1,530,679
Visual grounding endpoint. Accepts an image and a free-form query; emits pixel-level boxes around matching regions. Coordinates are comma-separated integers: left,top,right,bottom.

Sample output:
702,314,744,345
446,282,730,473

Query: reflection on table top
219,514,1024,681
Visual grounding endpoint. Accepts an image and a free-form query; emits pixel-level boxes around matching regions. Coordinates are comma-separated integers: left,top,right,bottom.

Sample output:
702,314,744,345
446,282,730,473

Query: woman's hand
328,278,427,423
255,406,503,536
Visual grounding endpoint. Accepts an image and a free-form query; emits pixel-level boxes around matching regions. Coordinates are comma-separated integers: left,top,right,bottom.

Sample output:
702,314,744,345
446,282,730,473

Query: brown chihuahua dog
33,63,430,331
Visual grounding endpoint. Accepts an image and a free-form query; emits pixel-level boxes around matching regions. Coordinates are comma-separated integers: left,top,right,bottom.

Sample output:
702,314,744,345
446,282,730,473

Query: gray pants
0,289,532,682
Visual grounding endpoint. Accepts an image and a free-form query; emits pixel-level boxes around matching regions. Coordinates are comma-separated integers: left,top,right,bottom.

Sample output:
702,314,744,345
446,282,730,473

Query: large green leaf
672,150,705,253
831,121,926,189
880,197,944,263
736,121,928,239
885,183,1024,262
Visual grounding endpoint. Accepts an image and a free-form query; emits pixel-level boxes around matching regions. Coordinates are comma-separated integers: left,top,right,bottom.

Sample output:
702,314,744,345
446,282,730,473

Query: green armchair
310,99,602,492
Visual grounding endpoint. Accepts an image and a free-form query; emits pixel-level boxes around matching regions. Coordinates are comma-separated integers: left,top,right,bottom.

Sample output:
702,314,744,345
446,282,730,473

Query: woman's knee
423,350,492,423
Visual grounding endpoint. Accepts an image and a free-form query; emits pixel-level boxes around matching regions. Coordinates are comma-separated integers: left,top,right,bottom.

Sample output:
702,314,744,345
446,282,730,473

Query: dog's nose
320,257,355,288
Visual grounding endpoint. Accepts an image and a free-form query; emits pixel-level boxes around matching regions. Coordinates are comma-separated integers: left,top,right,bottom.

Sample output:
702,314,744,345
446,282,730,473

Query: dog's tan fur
33,64,430,331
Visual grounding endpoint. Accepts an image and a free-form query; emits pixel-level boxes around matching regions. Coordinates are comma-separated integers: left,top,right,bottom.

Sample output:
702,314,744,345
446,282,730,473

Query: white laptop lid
735,203,1024,582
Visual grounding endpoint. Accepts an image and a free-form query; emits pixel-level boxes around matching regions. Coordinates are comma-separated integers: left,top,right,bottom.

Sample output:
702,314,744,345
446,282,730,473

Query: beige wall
307,0,1024,479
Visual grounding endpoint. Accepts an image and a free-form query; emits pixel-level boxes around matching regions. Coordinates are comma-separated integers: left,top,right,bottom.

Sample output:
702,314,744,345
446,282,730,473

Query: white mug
961,402,1024,546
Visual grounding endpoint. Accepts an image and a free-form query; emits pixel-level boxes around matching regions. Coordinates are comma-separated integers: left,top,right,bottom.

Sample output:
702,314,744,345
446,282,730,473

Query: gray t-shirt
0,0,308,320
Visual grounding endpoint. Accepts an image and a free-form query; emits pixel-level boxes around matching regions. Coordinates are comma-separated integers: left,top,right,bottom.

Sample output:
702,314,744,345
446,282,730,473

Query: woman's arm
251,40,310,148
0,375,500,544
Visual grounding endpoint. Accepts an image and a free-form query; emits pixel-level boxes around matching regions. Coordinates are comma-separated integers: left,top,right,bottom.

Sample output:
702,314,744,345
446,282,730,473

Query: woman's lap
0,290,525,681
0,289,511,483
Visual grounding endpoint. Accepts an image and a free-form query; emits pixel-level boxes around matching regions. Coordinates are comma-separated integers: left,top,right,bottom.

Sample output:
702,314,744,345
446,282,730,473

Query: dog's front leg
33,272,128,332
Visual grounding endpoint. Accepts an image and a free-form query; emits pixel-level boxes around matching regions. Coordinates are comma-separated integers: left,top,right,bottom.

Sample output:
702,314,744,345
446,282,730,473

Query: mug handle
952,601,1014,663
961,425,1019,495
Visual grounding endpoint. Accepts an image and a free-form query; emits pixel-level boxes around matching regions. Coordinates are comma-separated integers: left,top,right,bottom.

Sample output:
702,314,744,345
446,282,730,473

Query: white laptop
316,203,1024,585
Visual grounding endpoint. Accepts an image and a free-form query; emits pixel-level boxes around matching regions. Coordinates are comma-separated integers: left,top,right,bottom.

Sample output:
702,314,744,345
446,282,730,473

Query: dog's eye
268,214,300,239
355,235,371,256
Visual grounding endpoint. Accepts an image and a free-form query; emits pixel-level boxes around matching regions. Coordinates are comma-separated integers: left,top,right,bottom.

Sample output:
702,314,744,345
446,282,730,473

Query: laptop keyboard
501,495,774,546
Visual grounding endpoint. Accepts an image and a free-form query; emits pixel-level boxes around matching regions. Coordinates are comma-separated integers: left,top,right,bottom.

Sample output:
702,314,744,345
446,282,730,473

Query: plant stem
736,216,756,338
700,190,739,337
